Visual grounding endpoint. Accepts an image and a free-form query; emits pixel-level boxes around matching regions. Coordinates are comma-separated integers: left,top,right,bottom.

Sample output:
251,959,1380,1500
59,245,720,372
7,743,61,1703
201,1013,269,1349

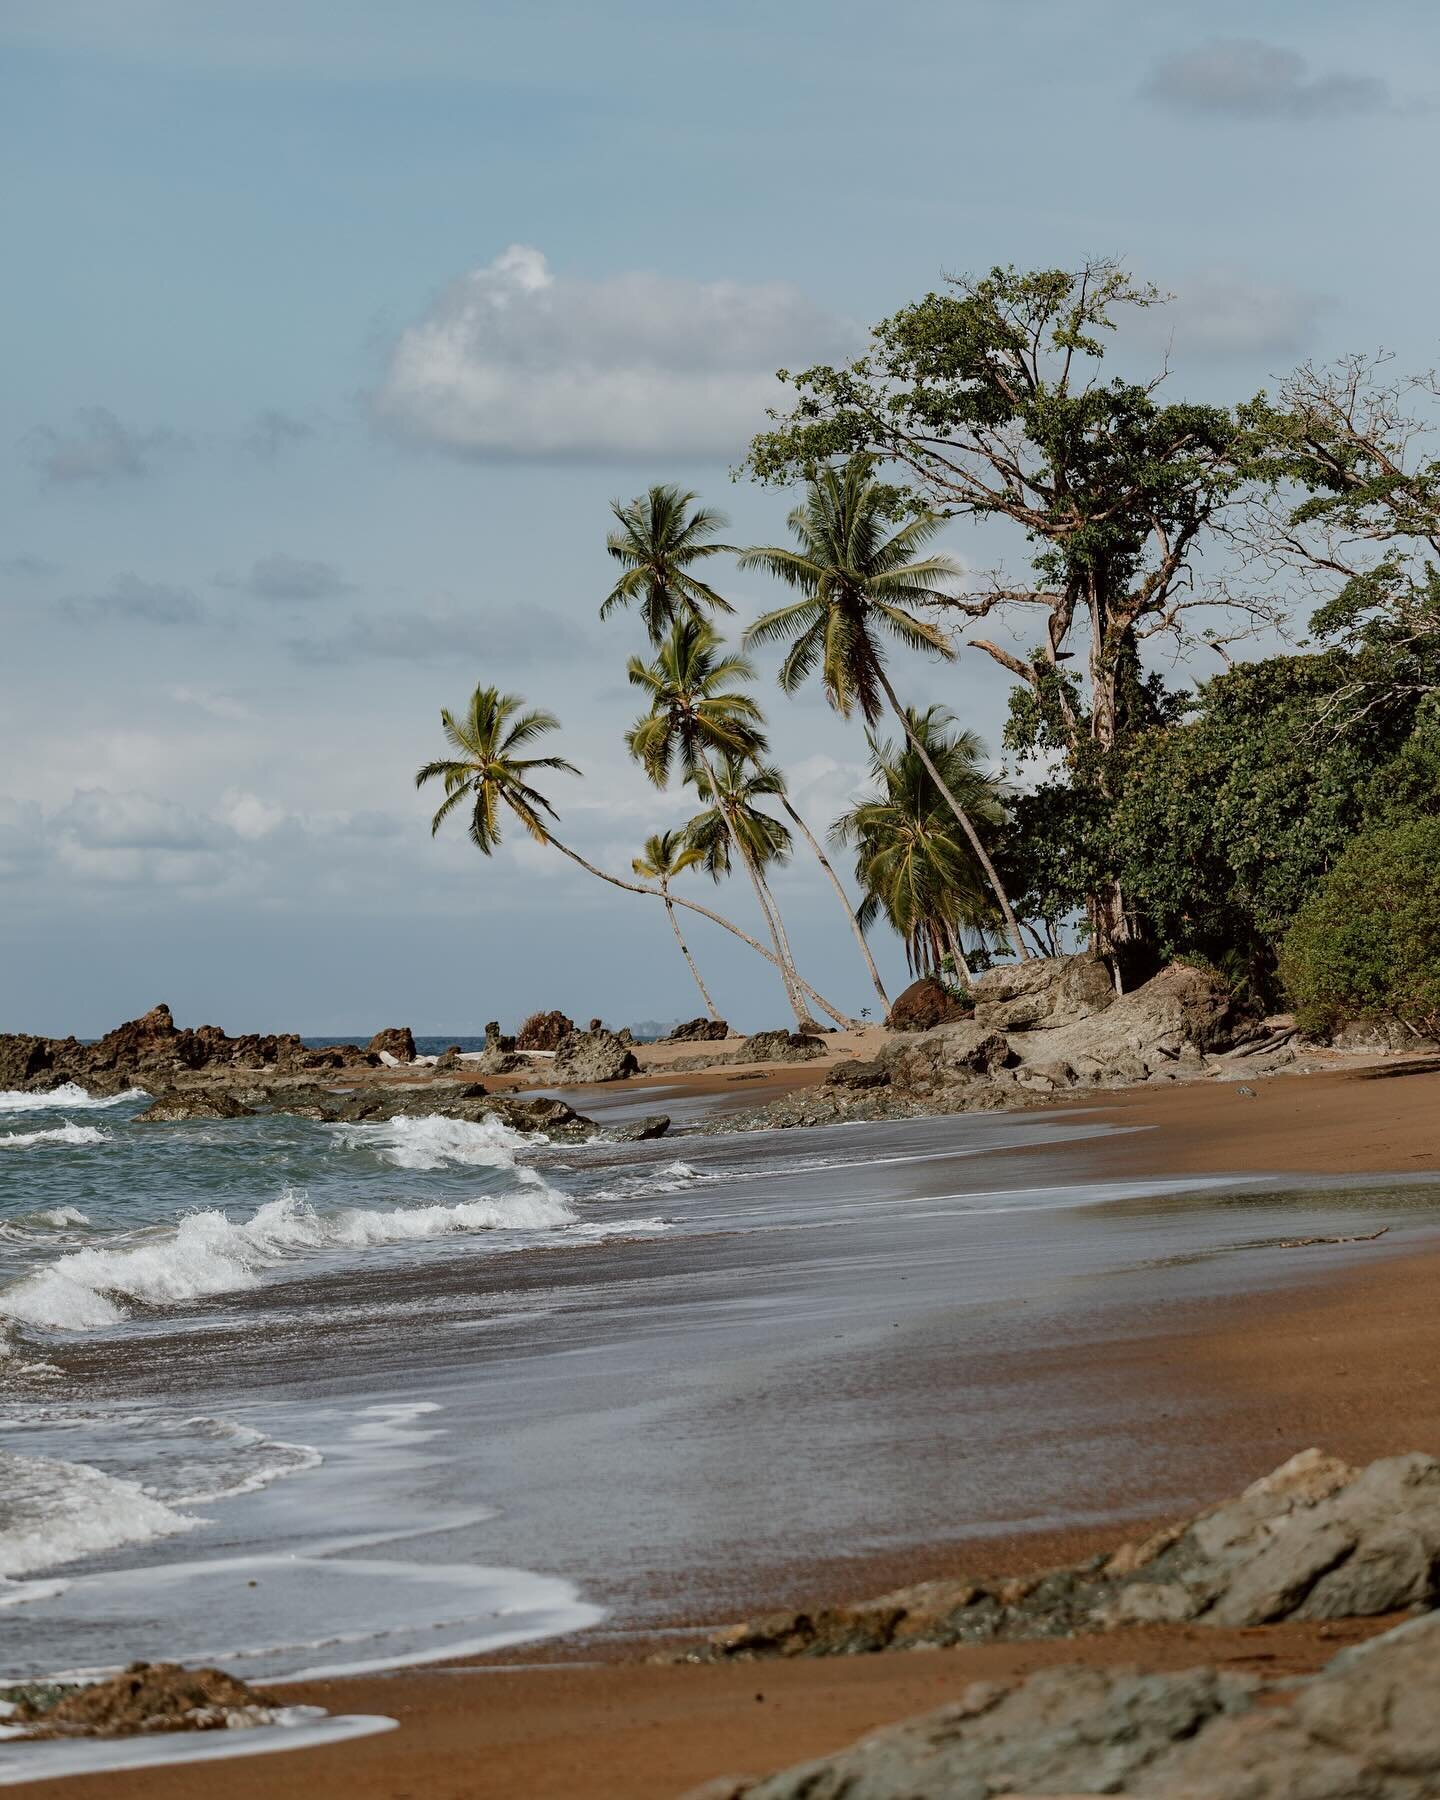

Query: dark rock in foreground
886,975,972,1032
134,1092,256,1123
1,1661,278,1739
691,1611,1440,1799
737,1030,826,1064
516,1010,575,1052
663,1018,731,1043
366,1026,416,1063
673,1449,1440,1663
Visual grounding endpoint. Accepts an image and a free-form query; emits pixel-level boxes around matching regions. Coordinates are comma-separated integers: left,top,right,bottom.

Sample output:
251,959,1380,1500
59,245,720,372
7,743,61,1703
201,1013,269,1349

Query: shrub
1280,817,1440,1038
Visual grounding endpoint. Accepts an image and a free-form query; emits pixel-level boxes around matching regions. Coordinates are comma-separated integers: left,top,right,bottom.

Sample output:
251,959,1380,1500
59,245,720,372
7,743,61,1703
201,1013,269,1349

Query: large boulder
366,1026,415,1063
1016,960,1239,1079
663,1017,731,1043
972,953,1115,1034
551,1028,639,1083
0,1033,52,1090
736,1030,826,1064
135,1091,256,1122
878,1021,1013,1093
515,1010,575,1052
886,977,970,1032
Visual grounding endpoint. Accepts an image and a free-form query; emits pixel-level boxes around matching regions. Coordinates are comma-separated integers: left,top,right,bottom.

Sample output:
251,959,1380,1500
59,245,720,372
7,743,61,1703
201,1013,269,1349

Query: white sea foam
0,1085,146,1114
0,1451,196,1579
333,1113,544,1172
0,1185,579,1332
0,1125,107,1152
587,1158,713,1201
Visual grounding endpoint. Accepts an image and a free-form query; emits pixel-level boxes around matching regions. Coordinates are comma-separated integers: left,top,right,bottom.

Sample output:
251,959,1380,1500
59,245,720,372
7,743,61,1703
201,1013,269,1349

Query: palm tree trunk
942,918,974,986
663,889,721,1022
544,838,852,1028
779,796,890,1011
695,748,814,1030
873,667,1029,964
755,867,850,1032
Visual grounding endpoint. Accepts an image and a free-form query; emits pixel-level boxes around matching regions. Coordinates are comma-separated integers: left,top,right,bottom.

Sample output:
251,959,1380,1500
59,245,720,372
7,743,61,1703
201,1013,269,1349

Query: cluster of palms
416,457,1025,1027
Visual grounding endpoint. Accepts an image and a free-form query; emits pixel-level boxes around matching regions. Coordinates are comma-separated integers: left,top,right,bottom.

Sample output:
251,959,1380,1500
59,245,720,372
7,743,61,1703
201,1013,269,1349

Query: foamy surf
0,1452,196,1579
0,1185,581,1331
332,1113,544,1171
0,1086,147,1114
0,1125,108,1152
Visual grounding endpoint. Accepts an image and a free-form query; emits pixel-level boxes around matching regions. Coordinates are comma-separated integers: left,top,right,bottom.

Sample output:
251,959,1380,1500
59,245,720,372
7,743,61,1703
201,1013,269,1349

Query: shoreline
16,1061,1440,1799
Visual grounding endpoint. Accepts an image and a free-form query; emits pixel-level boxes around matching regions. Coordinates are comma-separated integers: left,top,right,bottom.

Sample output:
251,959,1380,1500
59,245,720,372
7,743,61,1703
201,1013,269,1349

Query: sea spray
0,1086,147,1115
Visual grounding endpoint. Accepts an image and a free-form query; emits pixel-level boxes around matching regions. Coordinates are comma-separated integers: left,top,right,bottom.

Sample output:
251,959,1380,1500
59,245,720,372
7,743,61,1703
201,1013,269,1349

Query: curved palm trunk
942,918,974,986
754,867,844,1032
544,838,851,1028
873,667,1029,964
661,885,721,1022
779,796,889,1010
694,748,815,1030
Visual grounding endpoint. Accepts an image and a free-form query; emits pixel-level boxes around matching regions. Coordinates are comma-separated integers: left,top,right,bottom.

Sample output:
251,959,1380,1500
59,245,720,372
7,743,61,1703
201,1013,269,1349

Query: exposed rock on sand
1,1662,280,1739
689,1610,1440,1799
737,1030,826,1064
672,1450,1440,1663
552,1027,639,1084
886,976,971,1032
516,1010,575,1052
663,1018,731,1043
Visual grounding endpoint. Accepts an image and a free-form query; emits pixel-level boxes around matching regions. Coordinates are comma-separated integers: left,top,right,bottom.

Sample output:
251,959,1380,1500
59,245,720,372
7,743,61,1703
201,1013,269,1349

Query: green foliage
684,757,793,880
415,687,579,853
624,618,767,787
1280,817,1440,1036
601,485,735,643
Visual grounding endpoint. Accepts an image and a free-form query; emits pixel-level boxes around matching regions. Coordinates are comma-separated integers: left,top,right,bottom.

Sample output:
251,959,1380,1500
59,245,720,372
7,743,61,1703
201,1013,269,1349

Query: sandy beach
17,1059,1439,1800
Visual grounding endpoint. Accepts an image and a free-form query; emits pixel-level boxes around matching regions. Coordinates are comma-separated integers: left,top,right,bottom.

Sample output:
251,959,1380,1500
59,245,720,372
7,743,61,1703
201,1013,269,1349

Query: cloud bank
373,245,859,460
1141,39,1399,122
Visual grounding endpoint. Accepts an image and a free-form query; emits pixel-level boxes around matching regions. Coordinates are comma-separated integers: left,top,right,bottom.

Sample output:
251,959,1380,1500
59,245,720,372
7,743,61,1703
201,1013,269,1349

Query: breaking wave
332,1113,544,1172
0,1451,196,1579
0,1186,581,1332
0,1085,147,1114
0,1124,108,1151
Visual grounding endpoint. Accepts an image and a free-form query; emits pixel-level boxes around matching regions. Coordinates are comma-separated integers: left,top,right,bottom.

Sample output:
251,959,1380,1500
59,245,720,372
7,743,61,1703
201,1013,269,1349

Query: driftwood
1275,1226,1390,1249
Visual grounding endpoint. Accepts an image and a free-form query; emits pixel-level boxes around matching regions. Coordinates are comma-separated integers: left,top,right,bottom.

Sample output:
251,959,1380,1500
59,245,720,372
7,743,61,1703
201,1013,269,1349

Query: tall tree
623,623,851,1027
601,484,735,644
416,686,845,1010
833,706,1007,983
739,455,1028,961
632,830,723,1022
745,261,1273,962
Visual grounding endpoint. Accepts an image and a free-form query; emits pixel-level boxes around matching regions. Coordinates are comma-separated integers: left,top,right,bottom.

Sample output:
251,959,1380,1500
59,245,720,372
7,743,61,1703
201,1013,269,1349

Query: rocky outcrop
134,1092,256,1122
877,1021,1014,1094
664,1018,731,1043
551,1028,639,1084
516,1010,575,1052
690,1612,1440,1800
607,1114,672,1142
366,1026,415,1063
825,1059,891,1090
673,1449,1440,1665
2,1661,279,1739
886,976,971,1032
737,1030,826,1064
972,952,1116,1033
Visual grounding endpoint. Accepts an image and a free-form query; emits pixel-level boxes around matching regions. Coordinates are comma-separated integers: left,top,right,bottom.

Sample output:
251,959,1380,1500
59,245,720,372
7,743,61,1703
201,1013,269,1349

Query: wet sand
20,1062,1440,1800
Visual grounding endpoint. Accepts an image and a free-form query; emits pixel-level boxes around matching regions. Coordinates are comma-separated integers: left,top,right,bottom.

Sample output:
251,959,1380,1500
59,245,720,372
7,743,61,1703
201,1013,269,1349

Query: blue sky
2,1,1435,1035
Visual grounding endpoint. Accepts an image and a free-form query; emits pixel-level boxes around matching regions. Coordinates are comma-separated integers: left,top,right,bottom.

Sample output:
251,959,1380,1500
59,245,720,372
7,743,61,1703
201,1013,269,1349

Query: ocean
4,1078,1439,1746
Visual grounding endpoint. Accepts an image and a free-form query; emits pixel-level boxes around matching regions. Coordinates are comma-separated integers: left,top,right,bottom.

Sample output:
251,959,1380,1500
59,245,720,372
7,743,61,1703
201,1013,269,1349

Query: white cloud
55,788,228,854
1141,39,1401,122
221,790,288,840
1145,270,1328,360
168,685,252,721
373,245,860,460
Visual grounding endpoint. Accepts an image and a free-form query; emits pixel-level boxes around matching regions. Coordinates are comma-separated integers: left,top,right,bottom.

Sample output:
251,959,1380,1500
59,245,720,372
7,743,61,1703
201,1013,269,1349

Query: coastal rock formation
673,1449,1440,1662
737,1030,826,1063
516,1010,575,1052
134,1092,256,1122
366,1026,416,1063
886,976,971,1032
825,1058,891,1090
972,952,1116,1033
2,1661,278,1739
690,1612,1440,1800
663,1018,731,1043
551,1028,640,1083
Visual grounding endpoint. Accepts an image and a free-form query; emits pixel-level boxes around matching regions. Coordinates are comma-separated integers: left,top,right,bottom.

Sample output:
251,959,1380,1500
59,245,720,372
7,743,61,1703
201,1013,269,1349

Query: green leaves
415,685,579,854
623,617,767,788
601,485,736,642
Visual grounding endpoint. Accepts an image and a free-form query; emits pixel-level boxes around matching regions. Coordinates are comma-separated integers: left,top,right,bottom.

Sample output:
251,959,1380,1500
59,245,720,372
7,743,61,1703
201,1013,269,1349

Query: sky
2,0,1436,1036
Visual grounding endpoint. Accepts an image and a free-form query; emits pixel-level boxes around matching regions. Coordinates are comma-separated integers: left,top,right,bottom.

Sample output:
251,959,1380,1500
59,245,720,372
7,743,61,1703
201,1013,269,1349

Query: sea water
4,1081,1440,1707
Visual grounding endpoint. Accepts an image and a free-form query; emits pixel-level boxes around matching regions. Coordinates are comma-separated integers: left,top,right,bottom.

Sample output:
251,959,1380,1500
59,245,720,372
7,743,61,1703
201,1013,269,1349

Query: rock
878,1022,1013,1093
434,1045,463,1071
737,1030,826,1064
825,1059,892,1090
687,1614,1440,1800
5,1661,276,1739
607,1115,672,1142
663,1018,731,1043
134,1091,256,1122
366,1026,415,1063
550,1029,640,1084
0,1033,53,1090
474,1049,527,1075
516,1010,576,1052
1013,1057,1077,1093
972,953,1116,1034
484,1020,517,1053
886,976,970,1032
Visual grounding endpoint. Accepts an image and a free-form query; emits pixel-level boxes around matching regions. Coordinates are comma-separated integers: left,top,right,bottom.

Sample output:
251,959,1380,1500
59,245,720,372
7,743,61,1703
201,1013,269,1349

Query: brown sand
20,1063,1440,1800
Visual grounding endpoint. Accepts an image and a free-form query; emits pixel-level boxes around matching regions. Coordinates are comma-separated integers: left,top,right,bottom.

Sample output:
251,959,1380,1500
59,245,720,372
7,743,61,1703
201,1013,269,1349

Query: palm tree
601,485,734,644
632,830,722,1022
625,620,850,1028
416,686,840,1020
739,455,1028,962
833,707,1008,985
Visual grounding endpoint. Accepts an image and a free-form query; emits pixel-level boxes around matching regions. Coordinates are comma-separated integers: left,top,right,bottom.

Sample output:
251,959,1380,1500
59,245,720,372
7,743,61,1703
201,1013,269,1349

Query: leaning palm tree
833,707,1007,984
632,830,722,1022
739,455,1027,962
625,620,850,1028
416,686,841,1009
601,485,735,644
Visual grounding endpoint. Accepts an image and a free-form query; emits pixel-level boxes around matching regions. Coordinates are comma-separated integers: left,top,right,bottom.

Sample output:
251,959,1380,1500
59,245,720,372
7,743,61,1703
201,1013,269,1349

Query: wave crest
0,1084,147,1114
0,1123,108,1151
